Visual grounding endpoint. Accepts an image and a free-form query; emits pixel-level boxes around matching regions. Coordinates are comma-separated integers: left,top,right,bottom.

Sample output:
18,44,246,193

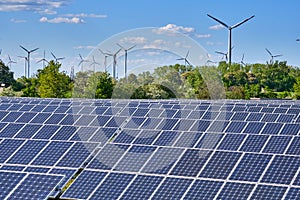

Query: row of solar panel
61,169,300,200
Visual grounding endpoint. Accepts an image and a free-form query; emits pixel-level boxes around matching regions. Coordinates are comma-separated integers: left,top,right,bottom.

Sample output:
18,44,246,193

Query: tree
20,77,40,97
0,60,16,87
38,61,72,98
293,77,300,99
85,72,115,99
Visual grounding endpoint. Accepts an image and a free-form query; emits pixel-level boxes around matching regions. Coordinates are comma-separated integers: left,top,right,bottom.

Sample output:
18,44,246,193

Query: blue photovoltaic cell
184,180,223,199
59,114,79,125
24,167,50,173
0,165,25,171
7,174,63,200
261,155,300,185
261,123,283,135
262,136,291,154
57,142,98,168
246,113,264,121
217,134,246,151
7,140,48,165
88,127,117,144
170,149,212,177
286,137,300,155
277,114,295,123
51,126,77,140
62,170,107,200
173,132,202,148
173,119,195,132
141,147,184,174
70,127,99,141
112,129,141,144
206,121,229,133
261,107,274,113
152,177,193,200
31,141,73,166
188,111,205,119
285,188,300,199
120,175,163,200
78,106,95,114
133,130,160,145
8,104,22,111
0,171,26,199
19,104,34,111
114,145,156,172
33,125,60,139
0,104,10,110
230,153,272,182
2,112,22,122
243,122,265,134
42,105,58,113
225,121,247,133
261,113,279,122
49,168,77,197
202,111,219,120
16,112,37,123
0,139,24,163
0,111,9,120
0,123,24,138
132,108,150,117
280,124,300,135
89,115,111,127
44,113,66,124
0,122,7,131
216,182,255,200
54,106,70,113
239,135,269,152
89,173,135,200
156,119,179,130
250,185,287,200
173,110,191,119
274,107,288,113
200,151,241,179
30,113,51,123
74,115,96,126
139,118,161,129
190,120,211,132
14,124,42,138
123,117,145,129
153,131,180,146
195,133,224,149
231,112,249,121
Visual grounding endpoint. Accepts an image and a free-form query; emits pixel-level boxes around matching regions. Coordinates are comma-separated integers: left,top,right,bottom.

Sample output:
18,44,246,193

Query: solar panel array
0,97,299,199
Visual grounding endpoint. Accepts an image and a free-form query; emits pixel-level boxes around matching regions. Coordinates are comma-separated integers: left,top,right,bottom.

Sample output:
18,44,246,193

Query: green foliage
293,77,300,99
20,77,40,97
0,60,16,87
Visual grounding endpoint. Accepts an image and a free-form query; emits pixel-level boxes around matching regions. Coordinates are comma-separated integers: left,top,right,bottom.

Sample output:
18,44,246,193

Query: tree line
0,59,300,99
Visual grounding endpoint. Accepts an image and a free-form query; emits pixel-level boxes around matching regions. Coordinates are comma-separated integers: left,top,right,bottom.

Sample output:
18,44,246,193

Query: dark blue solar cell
231,112,249,121
0,165,25,171
170,149,212,177
230,153,272,182
14,124,42,138
54,106,70,113
274,107,288,113
112,129,141,144
200,151,241,179
30,113,51,123
261,113,279,122
0,104,11,110
61,171,107,200
44,113,65,124
280,124,300,135
0,122,7,131
262,136,291,154
141,147,184,174
240,135,269,152
152,177,193,200
261,123,283,135
42,105,58,113
140,118,161,129
0,123,24,137
225,121,247,133
51,126,77,140
0,172,26,199
123,117,145,129
89,127,117,144
246,113,264,121
286,137,300,155
0,111,9,120
285,188,300,200
89,115,112,127
31,105,45,112
74,115,96,126
2,112,22,122
57,142,98,168
173,110,191,119
78,106,95,114
188,110,205,119
250,185,287,200
114,145,156,172
120,175,163,200
195,133,224,149
261,155,300,185
105,116,127,128
173,132,202,148
8,104,23,111
89,173,135,200
33,125,60,139
156,118,179,130
19,104,34,111
277,114,295,123
261,107,275,113
7,174,63,200
16,112,37,123
218,134,246,151
153,131,180,146
7,140,48,165
190,120,211,132
132,108,150,117
206,121,229,133
217,182,255,200
59,114,79,125
133,130,160,145
184,180,223,199
202,111,219,120
25,167,50,173
31,141,73,166
173,119,195,131
49,168,76,197
243,122,265,134
70,127,99,141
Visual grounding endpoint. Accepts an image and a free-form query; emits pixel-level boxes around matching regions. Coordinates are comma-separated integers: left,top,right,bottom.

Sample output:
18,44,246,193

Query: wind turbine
78,54,89,71
51,52,65,63
18,56,28,77
207,14,254,65
240,54,246,66
98,49,112,72
70,66,75,81
215,50,228,61
177,50,191,67
116,43,136,80
37,50,49,68
7,55,16,69
89,56,101,72
265,48,282,64
296,39,300,42
107,49,121,79
19,45,39,78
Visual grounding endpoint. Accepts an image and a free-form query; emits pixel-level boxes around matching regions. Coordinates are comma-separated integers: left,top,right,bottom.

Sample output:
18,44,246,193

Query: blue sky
1,0,300,78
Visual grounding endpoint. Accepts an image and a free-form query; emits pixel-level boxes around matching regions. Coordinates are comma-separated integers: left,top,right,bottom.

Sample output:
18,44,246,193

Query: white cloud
0,0,67,12
38,8,57,15
10,18,26,23
206,41,224,46
119,37,147,44
209,24,225,30
73,45,97,50
153,24,195,35
62,13,107,18
195,34,211,38
39,17,84,24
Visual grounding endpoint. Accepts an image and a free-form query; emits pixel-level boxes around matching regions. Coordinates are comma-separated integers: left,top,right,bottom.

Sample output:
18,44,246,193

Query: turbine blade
215,51,226,55
207,14,229,28
19,45,29,53
79,54,83,60
297,39,300,41
30,48,39,53
265,48,272,56
185,50,190,58
51,52,56,60
177,58,184,60
231,15,255,29
116,49,122,54
186,59,191,66
273,54,282,57
116,43,124,50
128,45,136,51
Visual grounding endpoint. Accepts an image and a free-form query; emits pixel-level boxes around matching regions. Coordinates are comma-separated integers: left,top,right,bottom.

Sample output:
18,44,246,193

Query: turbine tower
89,56,101,72
19,45,39,78
207,14,254,65
177,50,191,67
18,56,28,77
37,50,49,68
78,54,89,71
7,55,16,69
98,49,111,72
107,49,121,79
116,43,136,80
265,48,282,64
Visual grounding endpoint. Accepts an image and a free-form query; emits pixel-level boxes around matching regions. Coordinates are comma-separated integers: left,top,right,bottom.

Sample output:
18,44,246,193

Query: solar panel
216,182,255,200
